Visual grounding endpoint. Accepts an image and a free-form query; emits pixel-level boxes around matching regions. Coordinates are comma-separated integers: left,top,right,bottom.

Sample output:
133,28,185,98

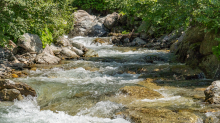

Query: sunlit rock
0,88,23,101
0,79,36,97
60,47,79,58
204,80,220,104
120,86,163,99
84,49,98,57
70,47,84,56
49,43,62,55
69,10,108,37
104,12,119,30
71,42,86,51
56,36,71,47
18,33,43,54
121,107,202,123
35,44,61,64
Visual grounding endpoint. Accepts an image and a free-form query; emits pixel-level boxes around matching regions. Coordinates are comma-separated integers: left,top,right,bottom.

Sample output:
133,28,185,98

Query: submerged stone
122,107,202,123
120,86,163,99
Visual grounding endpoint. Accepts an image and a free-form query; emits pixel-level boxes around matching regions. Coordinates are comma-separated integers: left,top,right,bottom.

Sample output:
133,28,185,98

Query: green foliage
122,30,130,34
0,0,75,47
212,38,220,60
72,0,109,11
41,25,53,48
104,0,220,36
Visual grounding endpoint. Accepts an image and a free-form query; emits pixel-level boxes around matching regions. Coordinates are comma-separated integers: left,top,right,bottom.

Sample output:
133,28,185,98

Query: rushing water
0,37,219,123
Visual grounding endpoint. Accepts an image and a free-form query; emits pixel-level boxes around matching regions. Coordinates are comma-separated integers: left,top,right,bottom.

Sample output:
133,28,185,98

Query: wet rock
123,107,202,123
204,80,220,104
0,88,23,101
104,12,119,30
144,55,166,63
138,78,161,89
120,86,163,99
11,74,18,78
69,10,108,37
84,49,99,57
56,36,71,47
18,33,43,53
0,79,36,97
35,45,61,64
60,47,79,58
131,37,146,46
91,38,112,45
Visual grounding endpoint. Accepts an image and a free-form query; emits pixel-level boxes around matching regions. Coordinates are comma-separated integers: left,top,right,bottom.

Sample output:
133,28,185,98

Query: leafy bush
105,0,220,36
122,30,130,34
72,0,109,11
41,25,53,48
0,0,75,47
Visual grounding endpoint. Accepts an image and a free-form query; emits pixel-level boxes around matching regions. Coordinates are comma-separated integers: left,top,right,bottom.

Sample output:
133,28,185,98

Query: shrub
0,0,75,47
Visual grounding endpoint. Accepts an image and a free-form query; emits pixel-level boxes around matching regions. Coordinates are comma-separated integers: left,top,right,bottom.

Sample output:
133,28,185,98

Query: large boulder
68,10,108,38
200,31,220,56
204,80,220,104
175,27,205,63
199,54,220,79
0,88,23,101
18,33,43,53
0,79,36,96
104,12,119,30
35,44,61,64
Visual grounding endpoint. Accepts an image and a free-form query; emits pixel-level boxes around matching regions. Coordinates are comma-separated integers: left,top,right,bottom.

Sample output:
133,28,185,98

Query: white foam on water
70,36,111,48
77,101,124,117
0,96,130,123
205,111,220,123
69,36,165,58
142,96,181,102
141,88,184,103
17,67,142,85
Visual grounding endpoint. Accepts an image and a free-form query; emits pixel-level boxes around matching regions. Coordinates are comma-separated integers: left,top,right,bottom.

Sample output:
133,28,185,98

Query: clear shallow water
0,37,217,123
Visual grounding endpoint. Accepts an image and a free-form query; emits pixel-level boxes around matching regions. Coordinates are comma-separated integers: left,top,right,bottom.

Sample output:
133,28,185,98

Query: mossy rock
123,107,201,123
120,86,163,99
